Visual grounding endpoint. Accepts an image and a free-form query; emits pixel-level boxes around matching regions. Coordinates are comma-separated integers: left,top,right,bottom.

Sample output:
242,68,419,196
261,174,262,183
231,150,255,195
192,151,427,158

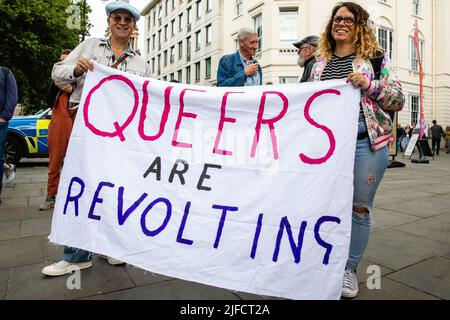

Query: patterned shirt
52,37,149,105
239,52,261,86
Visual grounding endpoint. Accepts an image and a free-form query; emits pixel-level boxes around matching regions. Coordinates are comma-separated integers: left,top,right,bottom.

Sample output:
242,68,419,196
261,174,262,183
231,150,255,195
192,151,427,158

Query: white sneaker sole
42,261,93,276
341,289,359,299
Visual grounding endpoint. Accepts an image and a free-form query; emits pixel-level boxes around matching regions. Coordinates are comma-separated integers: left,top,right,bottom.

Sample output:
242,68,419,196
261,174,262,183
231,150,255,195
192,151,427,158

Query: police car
6,108,51,163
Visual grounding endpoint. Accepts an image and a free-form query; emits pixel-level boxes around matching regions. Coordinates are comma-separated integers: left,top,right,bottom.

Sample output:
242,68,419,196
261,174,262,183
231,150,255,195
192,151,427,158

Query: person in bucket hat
42,0,149,277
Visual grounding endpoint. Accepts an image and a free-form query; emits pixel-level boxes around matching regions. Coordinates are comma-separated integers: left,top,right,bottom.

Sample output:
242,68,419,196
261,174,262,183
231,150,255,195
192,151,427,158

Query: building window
377,27,393,59
170,73,175,81
171,19,175,36
152,34,156,49
178,69,182,82
279,8,298,47
279,77,298,84
206,24,212,44
410,95,419,124
164,50,168,67
178,13,183,31
172,0,175,10
206,0,212,12
205,57,211,78
195,30,201,50
178,41,183,59
413,0,420,16
165,0,169,15
158,30,162,49
152,58,155,73
186,66,191,84
236,0,243,16
146,39,150,53
410,36,424,71
164,25,168,41
170,46,175,63
196,1,202,19
153,10,156,26
254,14,262,52
186,36,192,58
195,62,201,81
157,55,161,75
187,7,192,26
163,76,167,82
158,6,163,26
147,16,151,31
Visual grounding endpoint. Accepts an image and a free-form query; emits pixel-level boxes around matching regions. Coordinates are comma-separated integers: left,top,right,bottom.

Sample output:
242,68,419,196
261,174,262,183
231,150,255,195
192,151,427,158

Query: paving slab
354,277,439,300
374,189,437,204
13,183,47,193
1,187,43,199
0,268,10,299
393,213,450,244
6,258,134,300
363,229,450,270
28,196,47,208
0,221,20,241
19,217,52,238
0,237,45,269
375,196,450,218
44,241,63,262
387,257,450,300
0,206,51,223
82,279,240,300
370,208,421,232
125,264,173,286
0,197,29,209
414,183,450,195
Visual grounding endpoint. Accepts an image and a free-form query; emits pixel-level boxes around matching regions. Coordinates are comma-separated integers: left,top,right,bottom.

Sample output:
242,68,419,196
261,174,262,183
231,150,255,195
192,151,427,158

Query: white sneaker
4,164,16,184
98,254,125,266
42,260,92,276
341,268,359,298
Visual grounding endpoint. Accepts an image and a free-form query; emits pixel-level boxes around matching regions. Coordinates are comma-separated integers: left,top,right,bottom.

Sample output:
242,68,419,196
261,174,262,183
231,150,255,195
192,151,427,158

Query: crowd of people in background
396,120,449,155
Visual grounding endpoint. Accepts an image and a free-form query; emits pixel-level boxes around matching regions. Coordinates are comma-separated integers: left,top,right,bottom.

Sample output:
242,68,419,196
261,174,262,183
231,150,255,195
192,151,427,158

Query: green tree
0,0,91,113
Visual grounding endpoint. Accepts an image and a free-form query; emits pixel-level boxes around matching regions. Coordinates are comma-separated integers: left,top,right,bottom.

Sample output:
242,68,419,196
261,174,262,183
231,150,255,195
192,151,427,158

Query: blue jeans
0,122,8,195
63,246,92,263
346,138,388,270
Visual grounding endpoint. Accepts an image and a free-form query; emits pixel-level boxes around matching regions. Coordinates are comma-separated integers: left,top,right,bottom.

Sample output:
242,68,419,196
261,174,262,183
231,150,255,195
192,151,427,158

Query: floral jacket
309,52,404,151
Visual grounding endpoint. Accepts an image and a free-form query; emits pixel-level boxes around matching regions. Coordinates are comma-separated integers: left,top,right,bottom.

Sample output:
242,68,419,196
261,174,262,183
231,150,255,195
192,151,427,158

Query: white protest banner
50,62,360,300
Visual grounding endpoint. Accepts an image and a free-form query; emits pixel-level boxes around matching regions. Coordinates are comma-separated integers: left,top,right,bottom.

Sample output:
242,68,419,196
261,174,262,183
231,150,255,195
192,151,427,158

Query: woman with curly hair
309,2,405,298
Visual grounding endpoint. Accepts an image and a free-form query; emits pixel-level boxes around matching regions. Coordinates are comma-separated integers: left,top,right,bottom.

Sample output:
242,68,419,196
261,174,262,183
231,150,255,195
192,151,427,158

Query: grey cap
293,36,319,49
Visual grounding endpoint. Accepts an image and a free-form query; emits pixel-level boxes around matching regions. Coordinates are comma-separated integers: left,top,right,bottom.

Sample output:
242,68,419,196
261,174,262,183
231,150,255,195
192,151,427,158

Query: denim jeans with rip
346,138,388,271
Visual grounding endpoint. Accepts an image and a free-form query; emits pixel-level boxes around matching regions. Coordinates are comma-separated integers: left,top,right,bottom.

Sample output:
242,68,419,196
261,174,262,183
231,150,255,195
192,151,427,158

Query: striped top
320,53,356,81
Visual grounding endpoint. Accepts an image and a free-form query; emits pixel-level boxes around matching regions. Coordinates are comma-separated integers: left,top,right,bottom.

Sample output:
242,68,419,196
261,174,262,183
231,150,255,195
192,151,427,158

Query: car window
38,108,51,120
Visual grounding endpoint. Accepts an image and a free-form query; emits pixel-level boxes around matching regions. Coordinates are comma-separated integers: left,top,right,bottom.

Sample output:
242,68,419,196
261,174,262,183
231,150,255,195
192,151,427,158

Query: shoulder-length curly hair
316,2,382,61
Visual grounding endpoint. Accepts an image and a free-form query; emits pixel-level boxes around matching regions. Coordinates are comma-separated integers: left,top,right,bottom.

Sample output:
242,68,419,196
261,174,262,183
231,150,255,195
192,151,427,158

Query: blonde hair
316,2,382,61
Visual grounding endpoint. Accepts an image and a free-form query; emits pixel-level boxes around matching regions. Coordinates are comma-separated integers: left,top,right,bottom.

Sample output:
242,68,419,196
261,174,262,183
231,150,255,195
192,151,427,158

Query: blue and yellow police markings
23,119,50,155
36,119,50,154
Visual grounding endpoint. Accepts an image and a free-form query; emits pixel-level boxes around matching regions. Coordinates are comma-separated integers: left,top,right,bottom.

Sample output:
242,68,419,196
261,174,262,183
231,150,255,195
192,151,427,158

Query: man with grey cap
293,35,318,83
42,1,148,277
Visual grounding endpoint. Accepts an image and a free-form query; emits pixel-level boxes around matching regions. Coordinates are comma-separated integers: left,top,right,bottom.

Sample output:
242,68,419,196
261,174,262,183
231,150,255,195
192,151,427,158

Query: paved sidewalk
1,153,449,300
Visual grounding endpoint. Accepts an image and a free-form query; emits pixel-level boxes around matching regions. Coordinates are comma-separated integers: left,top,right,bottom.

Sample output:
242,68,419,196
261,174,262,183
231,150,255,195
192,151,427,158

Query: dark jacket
217,51,262,87
46,83,60,109
300,57,316,83
0,66,18,121
430,124,444,139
